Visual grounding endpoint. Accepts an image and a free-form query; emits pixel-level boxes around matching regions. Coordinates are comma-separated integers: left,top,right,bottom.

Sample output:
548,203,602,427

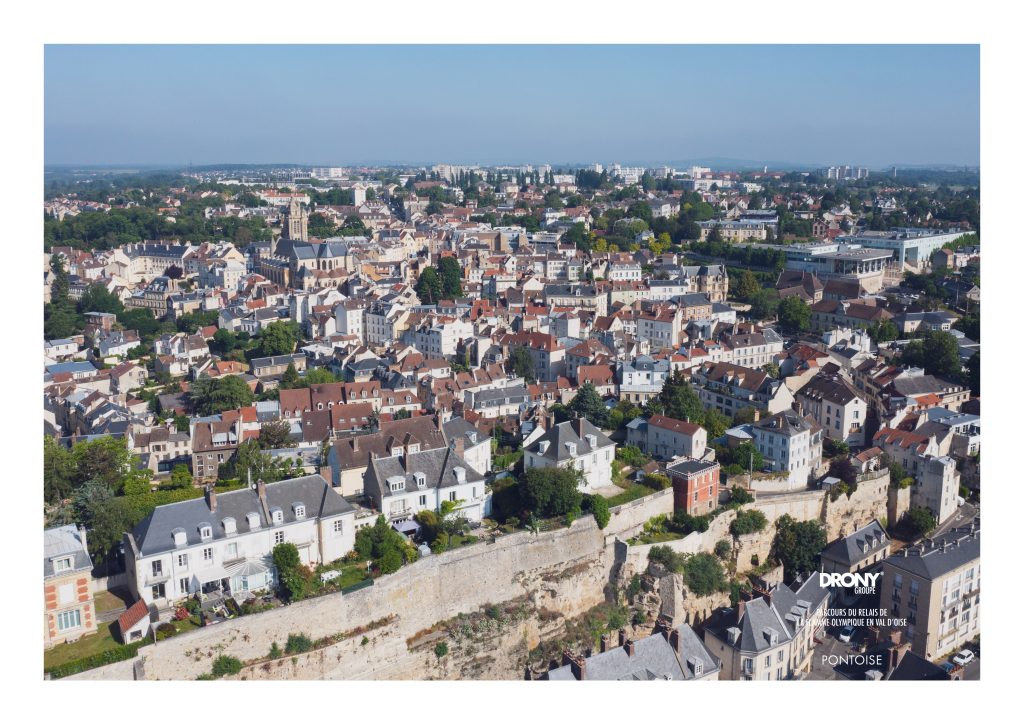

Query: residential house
626,414,707,461
44,526,97,648
666,457,721,515
523,418,616,493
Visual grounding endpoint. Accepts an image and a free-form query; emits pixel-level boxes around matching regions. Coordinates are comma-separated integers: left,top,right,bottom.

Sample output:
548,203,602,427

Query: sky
44,45,980,169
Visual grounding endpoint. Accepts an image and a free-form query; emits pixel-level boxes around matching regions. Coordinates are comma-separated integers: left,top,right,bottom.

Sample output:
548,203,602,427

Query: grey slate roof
442,416,489,446
821,519,889,568
131,474,353,557
524,418,614,463
44,525,93,578
883,523,980,581
370,446,484,499
545,625,718,681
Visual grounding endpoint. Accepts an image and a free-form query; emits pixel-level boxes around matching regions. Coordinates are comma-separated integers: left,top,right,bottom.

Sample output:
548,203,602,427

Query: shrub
648,545,685,572
673,511,710,534
730,486,754,505
285,633,313,655
591,495,610,529
211,656,243,678
714,539,732,559
379,547,403,574
607,607,627,630
730,509,768,536
360,636,369,646
682,553,727,596
626,574,642,602
269,642,281,659
155,622,177,641
643,473,671,490
485,604,502,620
174,606,190,621
434,642,449,658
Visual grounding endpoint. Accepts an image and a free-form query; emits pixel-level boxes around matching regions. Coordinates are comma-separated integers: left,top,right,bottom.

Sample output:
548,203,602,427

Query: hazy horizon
45,45,980,168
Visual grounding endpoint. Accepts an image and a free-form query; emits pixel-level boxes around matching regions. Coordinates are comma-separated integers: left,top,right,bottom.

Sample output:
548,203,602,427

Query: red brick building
666,458,721,515
44,525,97,648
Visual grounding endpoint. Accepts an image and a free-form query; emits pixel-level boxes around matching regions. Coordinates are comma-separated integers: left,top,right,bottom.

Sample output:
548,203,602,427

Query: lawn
605,481,656,508
44,622,121,671
632,530,684,545
93,589,129,615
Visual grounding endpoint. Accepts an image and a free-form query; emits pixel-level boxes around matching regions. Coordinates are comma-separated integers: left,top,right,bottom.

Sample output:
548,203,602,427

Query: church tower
284,198,309,242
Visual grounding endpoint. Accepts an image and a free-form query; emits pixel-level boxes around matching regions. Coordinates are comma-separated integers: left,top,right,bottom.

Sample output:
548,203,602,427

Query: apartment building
750,411,824,489
795,373,868,447
625,414,707,461
523,418,616,493
880,522,980,660
666,457,721,515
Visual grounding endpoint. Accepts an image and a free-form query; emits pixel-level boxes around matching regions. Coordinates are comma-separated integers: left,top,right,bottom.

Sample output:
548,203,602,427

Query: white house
523,418,616,493
795,373,868,447
748,411,824,489
365,446,490,524
123,475,356,610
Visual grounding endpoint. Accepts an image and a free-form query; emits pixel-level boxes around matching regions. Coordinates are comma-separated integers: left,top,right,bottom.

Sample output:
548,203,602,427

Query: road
932,501,978,539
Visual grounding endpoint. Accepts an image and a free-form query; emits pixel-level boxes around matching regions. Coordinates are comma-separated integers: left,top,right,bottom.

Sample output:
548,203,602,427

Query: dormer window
387,475,406,493
566,442,577,456
172,528,187,547
271,507,284,524
246,512,261,530
222,517,237,535
53,556,73,573
467,432,477,444
414,472,426,489
198,524,213,541
293,503,306,519
453,466,466,484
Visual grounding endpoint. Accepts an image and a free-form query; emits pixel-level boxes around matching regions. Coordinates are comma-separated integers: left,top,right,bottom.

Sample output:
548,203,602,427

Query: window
778,651,784,663
151,583,166,600
226,543,238,559
53,557,72,573
333,519,343,535
764,655,771,667
56,609,81,632
419,495,427,506
177,553,188,568
449,491,457,502
179,577,190,595
203,547,213,562
274,531,285,545
152,560,163,577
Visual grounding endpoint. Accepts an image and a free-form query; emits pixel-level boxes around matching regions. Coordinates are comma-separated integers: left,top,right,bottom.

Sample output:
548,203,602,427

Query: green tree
966,351,980,396
906,506,937,537
188,375,254,416
747,289,780,321
519,466,584,518
77,284,124,315
701,408,731,439
590,495,610,529
900,330,963,380
272,542,308,602
734,270,761,301
771,515,827,582
437,256,463,300
567,382,609,428
258,321,301,357
173,414,190,433
867,319,900,344
72,479,132,564
258,420,293,449
656,371,704,425
168,464,193,490
777,296,811,334
682,553,727,596
508,346,536,383
414,267,443,304
729,509,768,536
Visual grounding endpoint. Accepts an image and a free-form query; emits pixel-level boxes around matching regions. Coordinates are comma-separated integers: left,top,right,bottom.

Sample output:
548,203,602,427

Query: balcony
146,570,171,585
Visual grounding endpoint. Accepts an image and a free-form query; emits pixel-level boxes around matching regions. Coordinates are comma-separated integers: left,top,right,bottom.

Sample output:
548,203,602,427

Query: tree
437,256,463,300
906,507,937,537
519,466,584,519
657,371,704,425
701,408,731,439
281,362,301,389
747,289,780,321
828,456,858,487
258,321,301,357
173,414,190,433
729,509,768,536
72,479,132,565
734,270,761,301
211,328,238,356
414,267,443,305
259,420,293,450
900,330,963,380
714,539,732,559
188,375,254,416
867,319,899,344
590,495,610,529
77,284,124,315
567,382,608,428
272,542,308,602
682,553,727,596
771,515,827,582
777,296,811,334
966,351,980,396
508,346,536,383
168,464,193,490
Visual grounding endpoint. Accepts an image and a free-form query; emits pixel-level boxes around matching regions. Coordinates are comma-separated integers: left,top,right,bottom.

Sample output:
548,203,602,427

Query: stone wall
81,489,674,681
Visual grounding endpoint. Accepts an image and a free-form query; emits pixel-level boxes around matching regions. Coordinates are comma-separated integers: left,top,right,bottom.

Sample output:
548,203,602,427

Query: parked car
838,625,855,643
952,649,975,666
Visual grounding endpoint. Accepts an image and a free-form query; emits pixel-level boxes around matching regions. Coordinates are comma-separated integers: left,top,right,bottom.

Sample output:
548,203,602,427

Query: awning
394,519,420,535
224,558,270,579
194,565,228,584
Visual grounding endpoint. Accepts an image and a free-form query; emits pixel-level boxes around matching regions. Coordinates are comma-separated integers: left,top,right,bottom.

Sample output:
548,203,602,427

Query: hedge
45,639,149,679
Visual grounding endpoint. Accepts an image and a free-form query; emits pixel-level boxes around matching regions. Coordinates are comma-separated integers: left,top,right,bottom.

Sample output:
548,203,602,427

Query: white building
523,418,616,493
795,374,868,447
124,476,356,610
365,446,490,524
748,411,823,489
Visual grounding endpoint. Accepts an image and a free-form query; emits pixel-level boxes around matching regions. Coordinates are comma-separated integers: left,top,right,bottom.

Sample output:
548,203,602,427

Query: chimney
669,628,681,653
451,436,465,458
736,599,746,624
352,437,359,452
562,651,586,681
624,639,636,657
205,484,217,513
78,525,88,555
619,628,629,648
600,633,611,653
256,479,267,506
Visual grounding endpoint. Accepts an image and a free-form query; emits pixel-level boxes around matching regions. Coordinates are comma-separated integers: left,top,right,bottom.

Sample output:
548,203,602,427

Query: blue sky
44,45,980,168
